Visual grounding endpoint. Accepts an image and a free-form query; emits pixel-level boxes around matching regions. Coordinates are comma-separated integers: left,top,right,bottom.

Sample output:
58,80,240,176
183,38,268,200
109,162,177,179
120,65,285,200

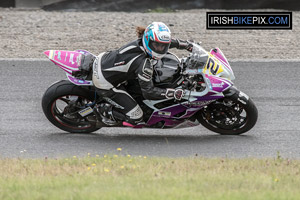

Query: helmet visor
149,40,170,54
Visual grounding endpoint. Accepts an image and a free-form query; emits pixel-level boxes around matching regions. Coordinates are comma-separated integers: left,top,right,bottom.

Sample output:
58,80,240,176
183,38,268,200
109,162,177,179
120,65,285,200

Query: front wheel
197,90,258,135
42,80,100,133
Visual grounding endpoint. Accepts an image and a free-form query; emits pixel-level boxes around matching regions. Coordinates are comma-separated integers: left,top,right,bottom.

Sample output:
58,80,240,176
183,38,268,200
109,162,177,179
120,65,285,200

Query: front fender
223,86,250,105
223,86,239,97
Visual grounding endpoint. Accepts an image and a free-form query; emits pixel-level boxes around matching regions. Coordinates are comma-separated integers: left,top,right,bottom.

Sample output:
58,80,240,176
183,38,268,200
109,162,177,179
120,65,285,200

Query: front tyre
42,80,100,133
197,90,258,135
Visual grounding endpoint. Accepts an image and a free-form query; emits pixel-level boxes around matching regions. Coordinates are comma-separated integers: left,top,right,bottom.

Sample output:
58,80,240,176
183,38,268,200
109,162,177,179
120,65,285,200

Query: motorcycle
42,43,258,135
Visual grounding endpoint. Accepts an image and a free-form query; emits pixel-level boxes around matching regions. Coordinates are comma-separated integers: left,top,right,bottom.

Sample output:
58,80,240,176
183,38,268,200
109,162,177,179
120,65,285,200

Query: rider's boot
122,121,145,128
112,110,145,128
121,116,145,128
97,103,145,127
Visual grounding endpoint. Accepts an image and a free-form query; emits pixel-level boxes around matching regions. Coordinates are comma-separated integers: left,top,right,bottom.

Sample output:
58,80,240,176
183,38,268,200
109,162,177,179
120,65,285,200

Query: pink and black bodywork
44,49,94,86
42,44,257,135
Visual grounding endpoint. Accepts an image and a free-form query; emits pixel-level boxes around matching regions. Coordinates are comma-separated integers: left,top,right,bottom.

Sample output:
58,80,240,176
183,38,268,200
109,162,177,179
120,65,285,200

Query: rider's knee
96,88,114,97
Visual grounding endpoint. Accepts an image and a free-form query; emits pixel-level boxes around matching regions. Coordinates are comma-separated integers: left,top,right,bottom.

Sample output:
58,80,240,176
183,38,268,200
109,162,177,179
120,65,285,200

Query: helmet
142,22,171,59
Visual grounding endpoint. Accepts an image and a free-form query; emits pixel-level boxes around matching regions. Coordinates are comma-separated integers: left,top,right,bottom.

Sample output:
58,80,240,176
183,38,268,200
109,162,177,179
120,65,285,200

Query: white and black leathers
92,38,190,124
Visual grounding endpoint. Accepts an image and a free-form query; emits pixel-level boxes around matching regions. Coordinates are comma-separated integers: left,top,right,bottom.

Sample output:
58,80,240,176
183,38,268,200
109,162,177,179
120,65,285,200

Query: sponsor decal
78,107,93,117
69,53,75,65
114,61,125,66
184,100,215,107
158,111,171,116
207,12,292,30
93,59,99,79
76,54,82,67
55,51,62,60
212,82,224,88
160,34,170,41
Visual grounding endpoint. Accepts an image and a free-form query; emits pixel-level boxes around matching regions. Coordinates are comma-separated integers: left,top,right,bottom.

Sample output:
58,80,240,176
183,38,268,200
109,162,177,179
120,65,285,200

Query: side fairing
205,74,233,93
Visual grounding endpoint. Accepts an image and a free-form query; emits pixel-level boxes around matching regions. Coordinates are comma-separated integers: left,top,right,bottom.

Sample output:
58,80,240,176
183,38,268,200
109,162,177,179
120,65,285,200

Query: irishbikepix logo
207,12,292,29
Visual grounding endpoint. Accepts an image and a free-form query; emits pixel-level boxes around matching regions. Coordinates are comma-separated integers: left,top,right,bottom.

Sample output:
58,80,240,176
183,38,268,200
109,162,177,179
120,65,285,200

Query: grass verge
0,154,300,200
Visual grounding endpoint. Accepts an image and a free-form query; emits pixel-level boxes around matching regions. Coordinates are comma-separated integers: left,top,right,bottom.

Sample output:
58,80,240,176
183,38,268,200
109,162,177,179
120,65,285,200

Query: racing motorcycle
42,43,258,135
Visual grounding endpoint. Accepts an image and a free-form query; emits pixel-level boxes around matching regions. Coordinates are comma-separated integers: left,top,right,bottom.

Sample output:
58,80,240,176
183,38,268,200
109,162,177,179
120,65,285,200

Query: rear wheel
42,80,100,133
197,92,258,135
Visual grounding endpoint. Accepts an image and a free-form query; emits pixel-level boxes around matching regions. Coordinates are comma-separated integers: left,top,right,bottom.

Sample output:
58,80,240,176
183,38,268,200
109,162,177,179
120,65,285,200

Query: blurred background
0,0,299,11
0,0,298,60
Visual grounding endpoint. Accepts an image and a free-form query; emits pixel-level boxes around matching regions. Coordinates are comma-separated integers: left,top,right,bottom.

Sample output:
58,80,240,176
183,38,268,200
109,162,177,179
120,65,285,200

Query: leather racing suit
92,38,191,125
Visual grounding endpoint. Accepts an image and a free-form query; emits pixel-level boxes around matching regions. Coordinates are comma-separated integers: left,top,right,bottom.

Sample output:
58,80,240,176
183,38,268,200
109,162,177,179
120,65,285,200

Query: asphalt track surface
0,60,300,159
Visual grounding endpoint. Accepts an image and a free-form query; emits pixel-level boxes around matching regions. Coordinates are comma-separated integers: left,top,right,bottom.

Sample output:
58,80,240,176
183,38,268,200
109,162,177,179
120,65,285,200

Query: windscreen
184,44,209,70
192,43,208,58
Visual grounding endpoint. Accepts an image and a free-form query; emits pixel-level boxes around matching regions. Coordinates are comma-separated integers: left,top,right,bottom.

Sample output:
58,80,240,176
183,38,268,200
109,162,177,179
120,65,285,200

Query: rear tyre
197,91,258,135
42,80,100,133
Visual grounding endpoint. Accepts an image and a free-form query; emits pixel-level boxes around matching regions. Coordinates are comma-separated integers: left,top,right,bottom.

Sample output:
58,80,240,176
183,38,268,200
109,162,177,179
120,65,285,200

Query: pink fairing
210,48,233,73
210,48,229,65
44,50,93,86
44,50,83,75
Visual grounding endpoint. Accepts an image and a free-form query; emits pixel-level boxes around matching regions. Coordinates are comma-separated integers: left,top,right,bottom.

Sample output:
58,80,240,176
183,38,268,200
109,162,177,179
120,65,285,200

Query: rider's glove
177,39,194,52
185,40,194,52
165,88,185,100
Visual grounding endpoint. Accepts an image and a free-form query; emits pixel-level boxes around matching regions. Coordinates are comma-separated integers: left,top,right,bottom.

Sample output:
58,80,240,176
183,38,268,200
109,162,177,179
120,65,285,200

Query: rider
92,22,194,126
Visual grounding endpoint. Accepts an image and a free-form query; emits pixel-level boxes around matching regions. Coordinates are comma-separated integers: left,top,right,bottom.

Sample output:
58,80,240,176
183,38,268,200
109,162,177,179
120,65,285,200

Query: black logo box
207,12,292,30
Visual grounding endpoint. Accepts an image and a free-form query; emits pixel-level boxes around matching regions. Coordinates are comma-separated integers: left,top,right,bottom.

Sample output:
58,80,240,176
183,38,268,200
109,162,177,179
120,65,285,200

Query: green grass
0,154,300,200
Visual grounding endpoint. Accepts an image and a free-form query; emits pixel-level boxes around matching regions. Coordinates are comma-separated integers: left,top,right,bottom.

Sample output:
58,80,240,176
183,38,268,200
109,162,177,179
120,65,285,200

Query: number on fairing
206,57,220,75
